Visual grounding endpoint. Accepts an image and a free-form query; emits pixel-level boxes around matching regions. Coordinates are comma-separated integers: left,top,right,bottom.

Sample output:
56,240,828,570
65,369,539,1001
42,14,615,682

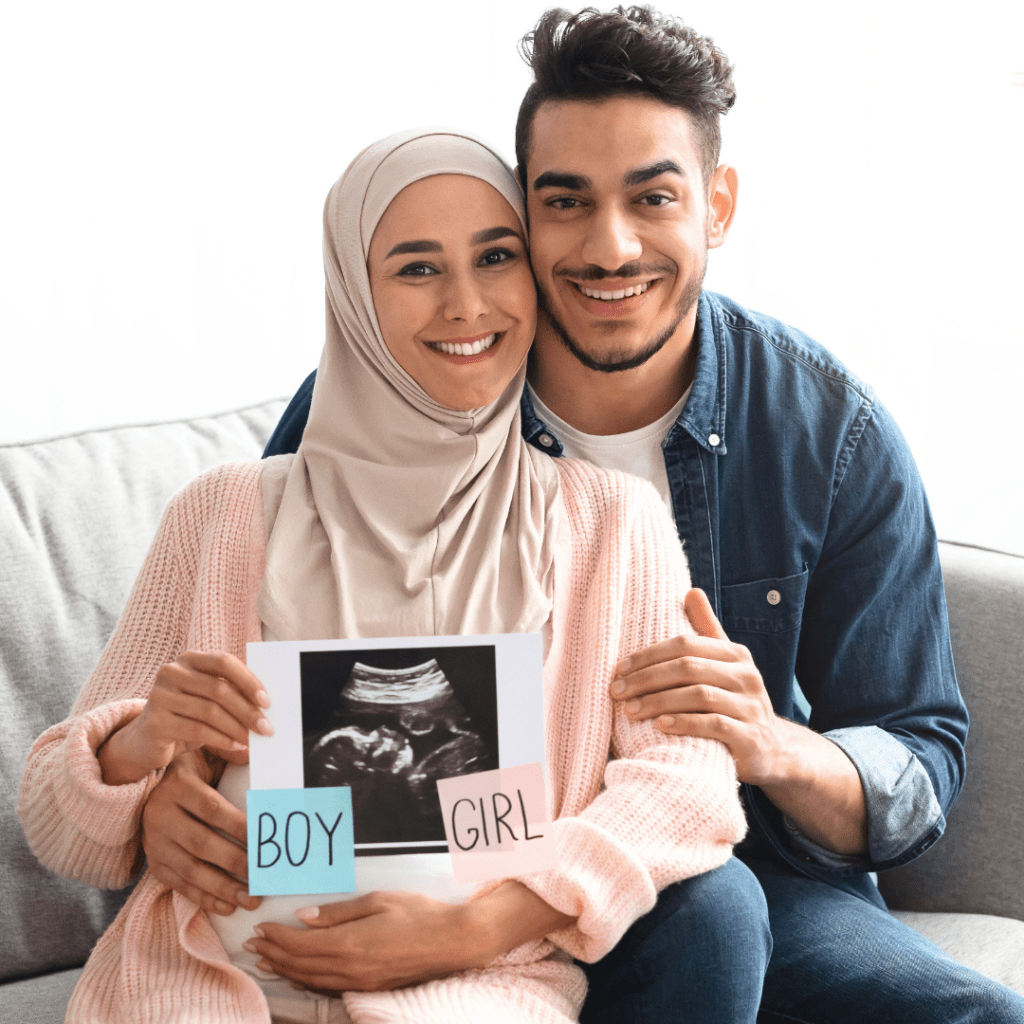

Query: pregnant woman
19,128,745,1023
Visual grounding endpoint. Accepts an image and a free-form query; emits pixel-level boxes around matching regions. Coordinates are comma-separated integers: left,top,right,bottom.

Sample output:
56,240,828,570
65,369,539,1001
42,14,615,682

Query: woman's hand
98,651,272,786
244,891,496,994
245,882,575,994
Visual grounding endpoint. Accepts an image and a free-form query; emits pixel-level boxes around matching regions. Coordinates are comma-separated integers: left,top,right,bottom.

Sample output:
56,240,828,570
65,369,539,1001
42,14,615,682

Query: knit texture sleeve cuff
19,698,162,887
518,734,744,962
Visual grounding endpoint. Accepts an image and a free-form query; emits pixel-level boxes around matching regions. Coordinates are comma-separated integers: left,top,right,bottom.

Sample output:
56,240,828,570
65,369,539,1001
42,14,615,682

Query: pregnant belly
209,763,474,977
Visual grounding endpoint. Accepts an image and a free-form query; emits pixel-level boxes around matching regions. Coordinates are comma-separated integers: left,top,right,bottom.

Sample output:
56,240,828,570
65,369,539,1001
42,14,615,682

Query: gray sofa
2,399,1022,1021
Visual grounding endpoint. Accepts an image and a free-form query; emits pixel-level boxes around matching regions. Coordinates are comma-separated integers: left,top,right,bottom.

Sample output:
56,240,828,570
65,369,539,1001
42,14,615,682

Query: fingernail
254,925,266,939
659,715,676,728
295,905,319,921
615,657,631,675
232,740,247,750
242,940,258,953
625,699,641,714
236,889,252,906
610,679,626,696
214,901,234,915
255,717,275,737
258,960,276,975
255,689,271,708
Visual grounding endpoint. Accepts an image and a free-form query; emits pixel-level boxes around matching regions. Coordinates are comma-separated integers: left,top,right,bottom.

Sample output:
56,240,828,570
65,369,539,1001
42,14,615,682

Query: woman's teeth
433,333,497,356
579,281,651,301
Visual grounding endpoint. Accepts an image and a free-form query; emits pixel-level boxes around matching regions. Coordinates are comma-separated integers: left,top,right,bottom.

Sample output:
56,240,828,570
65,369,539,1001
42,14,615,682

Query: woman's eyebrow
471,226,522,245
385,239,442,258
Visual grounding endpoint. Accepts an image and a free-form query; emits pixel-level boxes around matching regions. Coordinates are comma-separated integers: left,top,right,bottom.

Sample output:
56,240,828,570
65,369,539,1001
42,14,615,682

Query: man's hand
611,588,784,786
141,750,262,915
611,588,868,856
244,891,494,994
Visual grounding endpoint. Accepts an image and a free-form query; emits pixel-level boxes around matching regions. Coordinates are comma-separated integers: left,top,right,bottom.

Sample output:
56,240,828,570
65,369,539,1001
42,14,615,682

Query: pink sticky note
436,762,557,884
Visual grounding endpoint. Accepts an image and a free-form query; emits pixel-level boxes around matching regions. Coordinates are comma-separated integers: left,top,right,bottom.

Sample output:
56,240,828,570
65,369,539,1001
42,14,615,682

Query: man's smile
565,277,663,318
576,280,654,301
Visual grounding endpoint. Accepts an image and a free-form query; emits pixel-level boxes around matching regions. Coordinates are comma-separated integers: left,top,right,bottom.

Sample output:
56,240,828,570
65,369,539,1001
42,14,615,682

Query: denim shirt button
538,434,554,448
766,589,782,606
708,433,721,447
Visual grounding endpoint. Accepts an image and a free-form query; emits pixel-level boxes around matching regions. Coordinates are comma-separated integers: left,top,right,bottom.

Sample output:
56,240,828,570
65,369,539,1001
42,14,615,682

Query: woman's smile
425,330,502,360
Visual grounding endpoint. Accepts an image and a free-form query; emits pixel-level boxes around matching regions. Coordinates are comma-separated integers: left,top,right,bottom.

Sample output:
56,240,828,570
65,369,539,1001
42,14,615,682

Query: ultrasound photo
299,646,498,855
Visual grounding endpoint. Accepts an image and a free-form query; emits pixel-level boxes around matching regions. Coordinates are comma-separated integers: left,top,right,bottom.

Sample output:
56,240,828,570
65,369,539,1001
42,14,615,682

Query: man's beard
536,253,707,375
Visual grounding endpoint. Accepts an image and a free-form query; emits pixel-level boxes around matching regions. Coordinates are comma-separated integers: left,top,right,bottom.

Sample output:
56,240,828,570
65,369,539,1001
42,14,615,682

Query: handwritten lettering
449,788,540,850
257,812,281,868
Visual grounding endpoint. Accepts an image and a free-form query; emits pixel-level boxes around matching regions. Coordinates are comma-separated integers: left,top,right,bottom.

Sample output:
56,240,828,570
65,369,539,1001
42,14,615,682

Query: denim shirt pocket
720,566,809,635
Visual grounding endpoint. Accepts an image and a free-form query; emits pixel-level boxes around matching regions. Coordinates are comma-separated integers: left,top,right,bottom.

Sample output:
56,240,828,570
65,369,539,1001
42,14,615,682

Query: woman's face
367,174,536,411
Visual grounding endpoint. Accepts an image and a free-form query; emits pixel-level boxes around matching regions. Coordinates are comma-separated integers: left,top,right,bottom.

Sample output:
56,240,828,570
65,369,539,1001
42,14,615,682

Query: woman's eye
396,262,438,277
479,248,516,266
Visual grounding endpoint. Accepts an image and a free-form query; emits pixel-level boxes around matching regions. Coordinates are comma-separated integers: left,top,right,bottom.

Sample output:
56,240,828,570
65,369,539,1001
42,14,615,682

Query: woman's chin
420,356,526,412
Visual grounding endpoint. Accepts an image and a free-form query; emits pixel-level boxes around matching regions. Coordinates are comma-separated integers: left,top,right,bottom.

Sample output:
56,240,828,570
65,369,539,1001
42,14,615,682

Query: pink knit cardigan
19,457,745,1024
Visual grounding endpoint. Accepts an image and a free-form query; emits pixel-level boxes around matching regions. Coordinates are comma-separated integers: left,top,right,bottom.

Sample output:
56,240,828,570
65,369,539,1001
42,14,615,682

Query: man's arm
613,588,868,855
613,402,965,867
141,750,262,914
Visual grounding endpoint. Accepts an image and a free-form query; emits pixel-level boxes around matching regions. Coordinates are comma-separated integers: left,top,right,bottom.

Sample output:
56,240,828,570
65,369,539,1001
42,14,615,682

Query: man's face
525,95,710,373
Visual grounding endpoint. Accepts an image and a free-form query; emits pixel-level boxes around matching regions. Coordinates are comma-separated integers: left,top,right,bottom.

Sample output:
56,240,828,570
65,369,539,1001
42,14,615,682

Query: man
140,7,1024,1021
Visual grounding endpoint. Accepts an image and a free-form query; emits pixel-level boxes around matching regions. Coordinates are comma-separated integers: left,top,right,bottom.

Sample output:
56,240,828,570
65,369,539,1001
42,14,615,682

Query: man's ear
707,164,738,249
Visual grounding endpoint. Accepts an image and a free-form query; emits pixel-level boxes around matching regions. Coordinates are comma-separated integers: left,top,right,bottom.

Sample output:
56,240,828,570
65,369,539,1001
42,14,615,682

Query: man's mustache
553,261,675,282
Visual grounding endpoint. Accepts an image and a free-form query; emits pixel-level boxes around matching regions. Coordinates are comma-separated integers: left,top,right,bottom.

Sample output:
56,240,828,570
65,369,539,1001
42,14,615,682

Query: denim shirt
263,290,968,883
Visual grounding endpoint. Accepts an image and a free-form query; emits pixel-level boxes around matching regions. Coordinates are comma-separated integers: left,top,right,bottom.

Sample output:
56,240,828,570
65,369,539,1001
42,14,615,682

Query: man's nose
580,205,643,272
443,271,488,322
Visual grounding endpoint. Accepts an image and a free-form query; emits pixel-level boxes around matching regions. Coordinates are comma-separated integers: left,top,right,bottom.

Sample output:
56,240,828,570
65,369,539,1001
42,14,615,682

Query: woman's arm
18,465,268,889
18,494,190,887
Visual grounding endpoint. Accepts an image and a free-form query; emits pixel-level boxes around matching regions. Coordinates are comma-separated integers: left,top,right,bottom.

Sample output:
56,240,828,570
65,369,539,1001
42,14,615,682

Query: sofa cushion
891,910,1024,997
0,400,284,983
0,967,82,1024
878,542,1024,923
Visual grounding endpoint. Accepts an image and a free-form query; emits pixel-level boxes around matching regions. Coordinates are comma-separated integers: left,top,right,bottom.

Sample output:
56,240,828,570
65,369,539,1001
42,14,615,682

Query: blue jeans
578,857,1024,1024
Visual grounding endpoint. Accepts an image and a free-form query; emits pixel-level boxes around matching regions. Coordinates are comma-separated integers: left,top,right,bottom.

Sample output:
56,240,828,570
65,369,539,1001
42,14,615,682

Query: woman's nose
442,271,489,322
580,206,643,272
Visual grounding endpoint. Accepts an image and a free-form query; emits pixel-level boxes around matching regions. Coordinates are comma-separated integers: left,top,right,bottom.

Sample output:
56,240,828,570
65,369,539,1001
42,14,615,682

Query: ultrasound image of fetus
306,659,491,844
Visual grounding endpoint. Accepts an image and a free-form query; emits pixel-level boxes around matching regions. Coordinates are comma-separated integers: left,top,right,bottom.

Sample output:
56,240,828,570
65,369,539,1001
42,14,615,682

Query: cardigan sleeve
18,487,195,890
516,464,747,962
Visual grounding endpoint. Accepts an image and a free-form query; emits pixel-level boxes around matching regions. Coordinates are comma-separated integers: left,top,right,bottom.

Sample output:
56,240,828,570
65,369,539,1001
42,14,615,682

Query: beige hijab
257,129,564,641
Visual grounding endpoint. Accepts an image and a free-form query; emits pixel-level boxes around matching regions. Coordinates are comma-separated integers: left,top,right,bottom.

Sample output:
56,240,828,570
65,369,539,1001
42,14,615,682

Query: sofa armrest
878,542,1024,921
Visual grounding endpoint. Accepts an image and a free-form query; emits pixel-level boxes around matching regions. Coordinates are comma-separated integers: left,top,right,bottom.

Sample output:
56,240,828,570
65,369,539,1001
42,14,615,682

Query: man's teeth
433,333,497,356
579,281,652,301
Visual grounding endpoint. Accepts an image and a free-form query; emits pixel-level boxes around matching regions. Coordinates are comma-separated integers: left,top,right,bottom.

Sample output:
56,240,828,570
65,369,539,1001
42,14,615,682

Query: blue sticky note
246,787,355,896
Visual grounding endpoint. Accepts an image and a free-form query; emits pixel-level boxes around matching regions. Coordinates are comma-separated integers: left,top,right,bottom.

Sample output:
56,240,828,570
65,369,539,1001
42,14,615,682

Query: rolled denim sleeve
782,726,944,870
793,399,967,873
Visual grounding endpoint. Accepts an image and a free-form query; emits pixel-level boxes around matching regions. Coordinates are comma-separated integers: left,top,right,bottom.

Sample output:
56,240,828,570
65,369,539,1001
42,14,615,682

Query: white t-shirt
526,383,691,517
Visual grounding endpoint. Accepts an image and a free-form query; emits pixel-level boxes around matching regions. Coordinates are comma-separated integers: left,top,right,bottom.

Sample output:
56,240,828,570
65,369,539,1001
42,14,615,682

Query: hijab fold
258,129,563,641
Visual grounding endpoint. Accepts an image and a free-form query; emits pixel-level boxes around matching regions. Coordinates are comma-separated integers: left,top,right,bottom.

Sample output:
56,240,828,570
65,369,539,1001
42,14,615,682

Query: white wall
2,1,1022,554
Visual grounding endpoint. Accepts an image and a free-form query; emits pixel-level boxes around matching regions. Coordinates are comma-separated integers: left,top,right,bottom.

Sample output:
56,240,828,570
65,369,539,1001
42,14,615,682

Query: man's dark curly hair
515,6,736,186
